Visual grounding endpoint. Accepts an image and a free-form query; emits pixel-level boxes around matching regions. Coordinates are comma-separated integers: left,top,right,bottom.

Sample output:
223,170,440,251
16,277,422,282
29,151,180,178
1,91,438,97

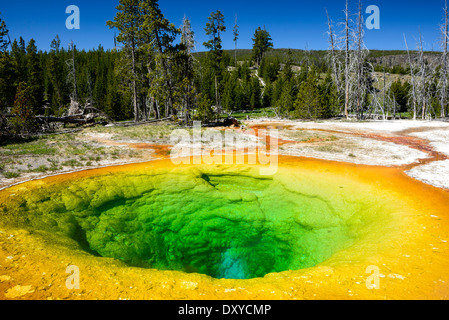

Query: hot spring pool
0,157,404,280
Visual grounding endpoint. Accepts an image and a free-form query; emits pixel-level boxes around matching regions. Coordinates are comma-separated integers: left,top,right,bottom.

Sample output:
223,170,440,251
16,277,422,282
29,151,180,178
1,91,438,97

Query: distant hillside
193,48,441,68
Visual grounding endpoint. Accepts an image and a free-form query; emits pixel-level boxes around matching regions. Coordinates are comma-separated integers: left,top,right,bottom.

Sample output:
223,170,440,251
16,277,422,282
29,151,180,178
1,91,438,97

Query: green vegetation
0,0,448,139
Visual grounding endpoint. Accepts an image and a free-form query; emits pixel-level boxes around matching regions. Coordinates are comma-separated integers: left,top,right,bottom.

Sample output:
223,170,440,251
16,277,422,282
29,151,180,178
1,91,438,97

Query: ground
1,119,449,300
2,119,449,191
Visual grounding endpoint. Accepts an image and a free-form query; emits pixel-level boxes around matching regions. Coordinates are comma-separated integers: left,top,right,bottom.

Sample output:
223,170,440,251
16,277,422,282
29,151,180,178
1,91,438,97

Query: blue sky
0,0,447,52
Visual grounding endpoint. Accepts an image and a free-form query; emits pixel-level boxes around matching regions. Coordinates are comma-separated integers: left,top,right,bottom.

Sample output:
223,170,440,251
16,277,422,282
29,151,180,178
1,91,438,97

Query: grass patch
3,171,20,179
62,159,84,167
315,145,343,153
86,124,176,142
0,139,57,156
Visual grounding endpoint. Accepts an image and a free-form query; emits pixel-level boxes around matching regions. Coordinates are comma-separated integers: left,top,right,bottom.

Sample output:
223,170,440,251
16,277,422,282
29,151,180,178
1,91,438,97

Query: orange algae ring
1,156,449,300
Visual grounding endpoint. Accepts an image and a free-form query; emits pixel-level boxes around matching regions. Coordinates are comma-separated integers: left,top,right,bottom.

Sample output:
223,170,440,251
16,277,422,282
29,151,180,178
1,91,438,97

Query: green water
0,164,394,279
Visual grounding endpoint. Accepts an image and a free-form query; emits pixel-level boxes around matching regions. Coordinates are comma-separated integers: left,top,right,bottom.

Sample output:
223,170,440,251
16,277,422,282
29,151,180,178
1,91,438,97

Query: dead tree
325,8,344,111
352,0,372,119
439,0,449,118
66,41,81,116
180,15,196,125
416,31,431,119
404,34,419,120
344,0,351,119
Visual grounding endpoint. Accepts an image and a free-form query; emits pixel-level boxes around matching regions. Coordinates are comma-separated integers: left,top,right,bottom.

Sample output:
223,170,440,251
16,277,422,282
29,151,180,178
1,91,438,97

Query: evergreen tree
259,56,280,83
0,12,9,52
275,79,295,116
0,13,15,115
222,72,236,113
249,76,261,108
262,80,273,108
204,10,226,115
107,0,142,122
389,79,411,113
252,26,273,66
233,14,239,67
204,10,226,55
140,0,180,118
0,52,16,112
11,37,27,85
47,35,66,115
195,92,214,123
294,70,321,119
319,71,337,118
11,82,38,134
26,39,44,114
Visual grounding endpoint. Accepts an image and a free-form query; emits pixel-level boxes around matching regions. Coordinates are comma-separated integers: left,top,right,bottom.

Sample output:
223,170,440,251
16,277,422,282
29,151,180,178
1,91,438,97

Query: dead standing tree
327,0,375,119
439,0,449,118
180,14,196,124
344,0,351,119
325,8,344,111
352,0,373,119
404,34,419,120
66,41,81,116
415,31,435,120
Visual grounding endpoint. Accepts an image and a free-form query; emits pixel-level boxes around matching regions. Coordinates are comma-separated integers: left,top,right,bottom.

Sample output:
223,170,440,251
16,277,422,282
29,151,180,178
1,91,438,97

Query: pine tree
233,14,239,67
195,92,214,123
48,35,66,115
140,0,180,118
0,13,15,116
252,26,273,66
204,10,226,115
294,70,321,119
11,82,38,134
318,71,337,119
262,80,273,108
250,76,261,108
0,12,9,52
204,10,226,55
107,0,142,122
11,37,27,85
222,73,236,113
26,39,44,115
275,79,294,117
0,52,16,113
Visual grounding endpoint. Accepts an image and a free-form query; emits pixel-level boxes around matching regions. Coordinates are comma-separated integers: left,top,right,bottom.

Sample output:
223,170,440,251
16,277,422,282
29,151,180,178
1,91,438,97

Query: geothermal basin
1,154,449,300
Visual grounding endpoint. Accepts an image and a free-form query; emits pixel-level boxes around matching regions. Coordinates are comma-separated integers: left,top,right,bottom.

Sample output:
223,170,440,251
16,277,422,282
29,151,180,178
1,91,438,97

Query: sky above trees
0,0,446,52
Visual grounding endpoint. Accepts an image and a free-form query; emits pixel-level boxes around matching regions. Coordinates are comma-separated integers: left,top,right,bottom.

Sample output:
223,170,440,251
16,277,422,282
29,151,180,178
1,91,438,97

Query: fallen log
36,115,94,124
108,117,172,127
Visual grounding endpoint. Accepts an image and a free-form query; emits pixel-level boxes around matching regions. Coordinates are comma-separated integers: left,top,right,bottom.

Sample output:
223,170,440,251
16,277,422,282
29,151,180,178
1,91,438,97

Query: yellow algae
0,156,448,300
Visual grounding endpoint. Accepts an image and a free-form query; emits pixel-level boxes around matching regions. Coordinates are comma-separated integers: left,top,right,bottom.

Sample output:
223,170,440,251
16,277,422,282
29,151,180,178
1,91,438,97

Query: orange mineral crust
0,156,449,300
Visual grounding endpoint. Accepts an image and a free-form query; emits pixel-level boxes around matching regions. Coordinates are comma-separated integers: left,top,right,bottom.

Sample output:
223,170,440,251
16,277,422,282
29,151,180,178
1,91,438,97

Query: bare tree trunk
71,43,79,103
356,1,363,119
418,31,427,120
344,0,350,119
325,9,342,99
215,75,221,117
404,34,418,120
441,0,449,118
154,97,160,120
154,29,175,117
130,37,139,123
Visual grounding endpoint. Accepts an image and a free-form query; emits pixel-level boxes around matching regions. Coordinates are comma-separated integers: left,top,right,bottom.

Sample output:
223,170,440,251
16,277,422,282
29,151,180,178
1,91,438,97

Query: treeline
0,0,339,136
1,0,449,136
0,34,132,134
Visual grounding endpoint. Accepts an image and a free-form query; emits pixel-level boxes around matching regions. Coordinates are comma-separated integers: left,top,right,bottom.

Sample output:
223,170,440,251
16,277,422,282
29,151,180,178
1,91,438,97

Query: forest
0,0,449,137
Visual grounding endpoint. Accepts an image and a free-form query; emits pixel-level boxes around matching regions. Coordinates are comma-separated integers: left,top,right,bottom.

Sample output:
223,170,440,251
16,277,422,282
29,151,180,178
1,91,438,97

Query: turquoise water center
0,161,399,280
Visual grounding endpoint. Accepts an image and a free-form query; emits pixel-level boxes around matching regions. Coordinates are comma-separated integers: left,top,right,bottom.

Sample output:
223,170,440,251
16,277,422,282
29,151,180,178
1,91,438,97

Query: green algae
0,163,398,280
